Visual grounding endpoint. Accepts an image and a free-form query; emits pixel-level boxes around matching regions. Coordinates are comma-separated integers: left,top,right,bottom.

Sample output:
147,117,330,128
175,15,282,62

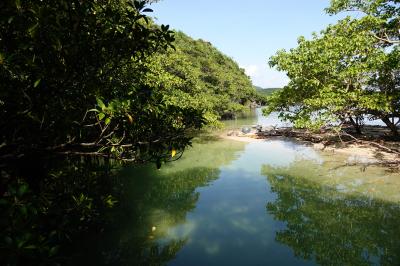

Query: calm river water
75,108,400,266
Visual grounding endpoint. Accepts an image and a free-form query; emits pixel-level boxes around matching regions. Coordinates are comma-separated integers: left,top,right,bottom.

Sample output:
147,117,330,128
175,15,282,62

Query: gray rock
241,127,251,134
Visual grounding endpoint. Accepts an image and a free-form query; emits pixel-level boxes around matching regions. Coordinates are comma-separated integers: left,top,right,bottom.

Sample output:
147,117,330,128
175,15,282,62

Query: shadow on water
72,166,220,266
263,164,400,266
69,138,247,266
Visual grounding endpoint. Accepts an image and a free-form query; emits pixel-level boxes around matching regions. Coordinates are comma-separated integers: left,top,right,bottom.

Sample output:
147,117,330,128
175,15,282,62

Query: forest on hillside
148,30,260,122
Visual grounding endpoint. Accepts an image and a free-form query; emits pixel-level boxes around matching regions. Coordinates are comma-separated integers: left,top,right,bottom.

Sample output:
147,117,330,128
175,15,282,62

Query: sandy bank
220,129,400,167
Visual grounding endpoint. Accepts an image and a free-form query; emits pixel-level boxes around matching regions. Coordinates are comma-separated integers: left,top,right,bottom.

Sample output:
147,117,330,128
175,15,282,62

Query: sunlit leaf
96,98,106,110
127,113,133,124
33,79,41,88
98,113,105,120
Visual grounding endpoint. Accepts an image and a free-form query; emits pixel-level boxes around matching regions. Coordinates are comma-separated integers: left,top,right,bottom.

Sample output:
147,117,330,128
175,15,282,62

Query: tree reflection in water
71,166,220,266
68,137,246,265
264,165,400,266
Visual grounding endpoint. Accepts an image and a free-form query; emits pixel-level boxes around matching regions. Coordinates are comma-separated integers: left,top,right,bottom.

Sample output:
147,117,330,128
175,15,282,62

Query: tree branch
341,132,400,155
372,33,400,44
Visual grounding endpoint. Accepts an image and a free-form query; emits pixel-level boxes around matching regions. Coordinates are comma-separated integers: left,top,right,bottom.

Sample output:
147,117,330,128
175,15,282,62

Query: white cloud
241,63,289,88
243,65,260,77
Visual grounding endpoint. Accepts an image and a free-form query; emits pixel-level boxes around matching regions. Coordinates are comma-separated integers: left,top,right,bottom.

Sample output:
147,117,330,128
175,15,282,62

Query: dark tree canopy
0,0,207,166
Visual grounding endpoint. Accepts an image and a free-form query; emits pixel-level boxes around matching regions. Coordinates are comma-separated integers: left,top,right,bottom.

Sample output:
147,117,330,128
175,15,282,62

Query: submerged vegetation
265,0,400,135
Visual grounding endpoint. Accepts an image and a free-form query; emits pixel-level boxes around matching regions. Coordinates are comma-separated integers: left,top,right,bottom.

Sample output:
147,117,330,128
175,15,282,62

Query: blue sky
149,0,354,88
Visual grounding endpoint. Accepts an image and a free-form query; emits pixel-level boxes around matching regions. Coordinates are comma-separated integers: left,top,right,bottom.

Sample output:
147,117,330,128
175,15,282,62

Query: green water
75,109,400,266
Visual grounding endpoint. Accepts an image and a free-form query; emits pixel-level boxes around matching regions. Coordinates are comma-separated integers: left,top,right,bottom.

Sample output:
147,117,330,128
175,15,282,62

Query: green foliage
265,1,400,134
0,0,203,165
327,0,400,45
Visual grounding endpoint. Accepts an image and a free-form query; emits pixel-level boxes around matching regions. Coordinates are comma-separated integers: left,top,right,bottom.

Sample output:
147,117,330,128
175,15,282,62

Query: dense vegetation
264,0,399,135
0,0,256,264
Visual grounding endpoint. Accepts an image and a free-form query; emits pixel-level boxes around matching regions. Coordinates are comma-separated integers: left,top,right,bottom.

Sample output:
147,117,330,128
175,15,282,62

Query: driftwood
257,128,326,143
340,132,400,155
256,127,400,161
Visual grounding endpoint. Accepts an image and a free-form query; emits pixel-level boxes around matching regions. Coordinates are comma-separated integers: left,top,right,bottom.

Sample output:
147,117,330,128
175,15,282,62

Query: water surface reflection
264,168,400,265
70,110,400,266
71,138,246,265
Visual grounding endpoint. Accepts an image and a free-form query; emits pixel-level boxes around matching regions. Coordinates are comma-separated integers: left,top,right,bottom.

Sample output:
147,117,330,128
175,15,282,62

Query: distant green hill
254,87,282,104
254,86,282,96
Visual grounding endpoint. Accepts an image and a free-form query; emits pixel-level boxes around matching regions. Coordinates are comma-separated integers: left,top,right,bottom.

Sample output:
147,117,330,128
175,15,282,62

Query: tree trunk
381,116,399,136
348,116,362,134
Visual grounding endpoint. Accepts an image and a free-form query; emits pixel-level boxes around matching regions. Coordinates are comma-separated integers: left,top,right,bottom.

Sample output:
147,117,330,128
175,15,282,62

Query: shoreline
220,127,400,169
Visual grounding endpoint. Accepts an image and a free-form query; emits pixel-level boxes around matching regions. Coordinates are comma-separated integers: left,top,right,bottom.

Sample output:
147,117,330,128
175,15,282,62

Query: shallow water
75,109,400,266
